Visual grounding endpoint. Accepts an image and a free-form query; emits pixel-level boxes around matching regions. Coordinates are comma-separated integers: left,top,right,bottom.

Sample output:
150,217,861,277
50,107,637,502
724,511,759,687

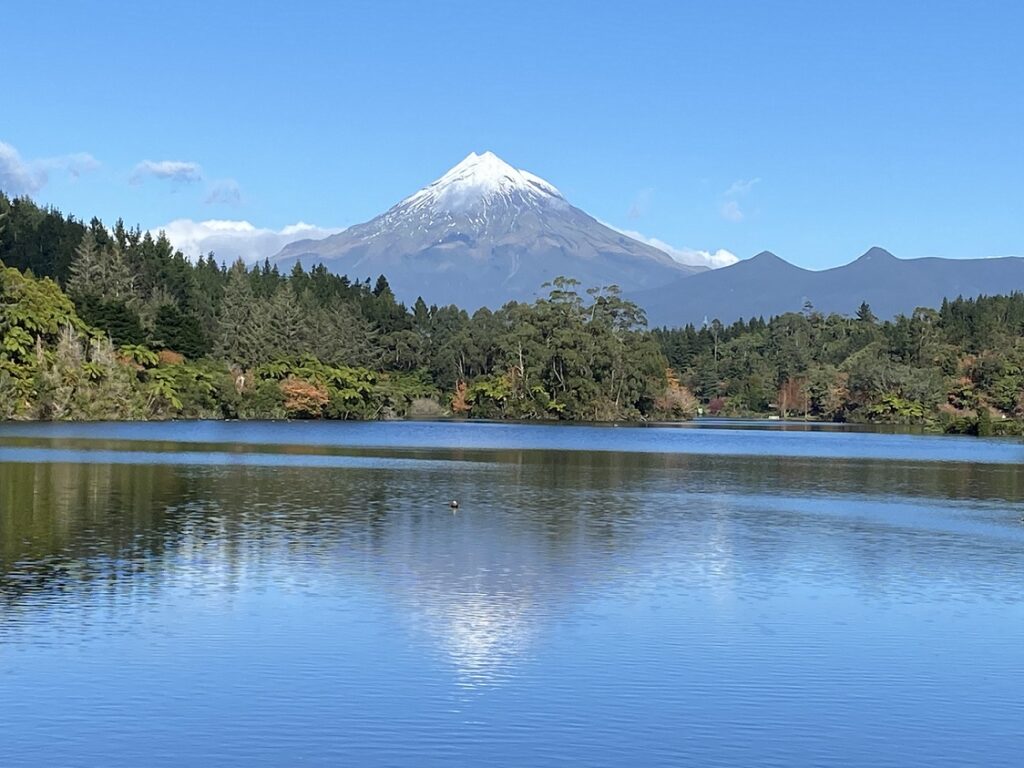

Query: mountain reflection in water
2,425,1024,767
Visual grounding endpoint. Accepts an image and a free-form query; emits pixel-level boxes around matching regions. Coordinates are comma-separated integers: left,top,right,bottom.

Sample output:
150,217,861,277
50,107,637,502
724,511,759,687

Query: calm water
1,421,1023,767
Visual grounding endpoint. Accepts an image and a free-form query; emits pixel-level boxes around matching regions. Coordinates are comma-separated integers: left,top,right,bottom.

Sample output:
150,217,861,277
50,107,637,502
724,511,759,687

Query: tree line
0,193,683,422
2,191,1023,433
655,297,1024,434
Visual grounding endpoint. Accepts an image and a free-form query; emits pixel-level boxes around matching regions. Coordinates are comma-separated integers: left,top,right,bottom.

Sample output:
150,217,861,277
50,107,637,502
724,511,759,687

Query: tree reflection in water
3,444,1024,687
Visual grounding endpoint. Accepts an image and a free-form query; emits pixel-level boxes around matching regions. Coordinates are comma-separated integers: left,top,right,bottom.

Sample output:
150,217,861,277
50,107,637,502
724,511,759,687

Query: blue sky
2,0,1022,268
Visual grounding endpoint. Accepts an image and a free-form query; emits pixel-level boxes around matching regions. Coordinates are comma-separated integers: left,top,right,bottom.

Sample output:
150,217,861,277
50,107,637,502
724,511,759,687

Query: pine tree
99,242,134,303
67,229,103,298
267,284,305,358
309,298,378,366
152,304,210,359
216,261,265,366
856,301,877,324
67,232,136,305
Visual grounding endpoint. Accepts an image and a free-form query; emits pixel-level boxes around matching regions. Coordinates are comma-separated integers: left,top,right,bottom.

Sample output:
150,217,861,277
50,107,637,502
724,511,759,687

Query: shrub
158,349,185,366
280,376,329,418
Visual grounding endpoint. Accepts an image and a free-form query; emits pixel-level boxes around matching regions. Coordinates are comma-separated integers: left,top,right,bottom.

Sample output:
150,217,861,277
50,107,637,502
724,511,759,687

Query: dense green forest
1,191,1023,433
0,193,676,422
655,295,1024,434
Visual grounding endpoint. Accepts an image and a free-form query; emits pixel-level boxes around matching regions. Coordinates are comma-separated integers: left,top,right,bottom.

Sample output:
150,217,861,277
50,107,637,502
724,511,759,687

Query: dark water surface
1,421,1023,767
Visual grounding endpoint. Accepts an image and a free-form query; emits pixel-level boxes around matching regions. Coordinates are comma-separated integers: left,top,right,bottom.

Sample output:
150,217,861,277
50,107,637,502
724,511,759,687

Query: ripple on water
1,426,1024,766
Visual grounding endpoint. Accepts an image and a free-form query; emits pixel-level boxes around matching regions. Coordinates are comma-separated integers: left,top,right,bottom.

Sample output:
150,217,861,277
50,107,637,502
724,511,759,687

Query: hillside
634,247,1024,326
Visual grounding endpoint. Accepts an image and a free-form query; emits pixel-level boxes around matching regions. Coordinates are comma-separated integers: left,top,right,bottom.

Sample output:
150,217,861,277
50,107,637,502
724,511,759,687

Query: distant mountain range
271,152,1024,326
273,152,702,308
631,247,1024,327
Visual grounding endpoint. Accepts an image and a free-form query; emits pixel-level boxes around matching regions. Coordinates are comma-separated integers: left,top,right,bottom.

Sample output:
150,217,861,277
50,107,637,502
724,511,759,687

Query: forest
1,191,1023,434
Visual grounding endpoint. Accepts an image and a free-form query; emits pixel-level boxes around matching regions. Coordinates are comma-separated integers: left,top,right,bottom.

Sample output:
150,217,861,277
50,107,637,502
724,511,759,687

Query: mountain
633,247,1024,326
272,151,704,309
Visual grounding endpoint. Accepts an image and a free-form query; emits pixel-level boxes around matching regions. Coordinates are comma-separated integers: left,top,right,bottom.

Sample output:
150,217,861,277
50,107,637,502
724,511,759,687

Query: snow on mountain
400,151,564,213
272,151,705,310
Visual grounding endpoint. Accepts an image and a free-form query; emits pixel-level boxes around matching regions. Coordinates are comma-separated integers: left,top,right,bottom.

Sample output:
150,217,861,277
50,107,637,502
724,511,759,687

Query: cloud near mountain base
158,216,736,273
155,219,345,264
610,225,739,269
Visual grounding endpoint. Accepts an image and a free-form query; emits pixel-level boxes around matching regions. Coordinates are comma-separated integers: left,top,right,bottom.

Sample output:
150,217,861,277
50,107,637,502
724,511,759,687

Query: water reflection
404,579,537,687
2,430,1024,766
4,449,1024,670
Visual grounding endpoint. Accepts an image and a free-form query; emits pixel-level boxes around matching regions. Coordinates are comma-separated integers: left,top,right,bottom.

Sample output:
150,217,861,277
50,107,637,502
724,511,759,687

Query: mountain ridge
272,152,703,309
633,248,1024,326
269,153,1024,322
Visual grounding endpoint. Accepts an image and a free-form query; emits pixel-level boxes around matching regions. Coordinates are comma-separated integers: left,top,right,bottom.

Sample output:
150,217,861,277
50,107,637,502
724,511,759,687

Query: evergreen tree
152,304,210,359
67,229,103,298
266,284,305,358
216,261,265,366
856,301,877,323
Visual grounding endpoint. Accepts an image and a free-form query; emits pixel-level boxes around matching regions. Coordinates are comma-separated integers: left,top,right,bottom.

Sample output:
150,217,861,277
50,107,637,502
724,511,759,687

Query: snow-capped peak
401,151,563,213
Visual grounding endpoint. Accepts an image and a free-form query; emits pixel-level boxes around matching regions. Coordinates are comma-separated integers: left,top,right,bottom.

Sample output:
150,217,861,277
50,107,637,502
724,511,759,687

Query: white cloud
725,177,761,196
720,199,744,222
610,224,739,269
154,218,344,264
130,159,203,185
0,140,100,196
204,178,242,205
36,152,101,181
0,141,44,195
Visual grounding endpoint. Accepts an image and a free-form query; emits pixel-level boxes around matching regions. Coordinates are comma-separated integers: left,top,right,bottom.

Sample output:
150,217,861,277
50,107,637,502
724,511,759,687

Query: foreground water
1,422,1023,767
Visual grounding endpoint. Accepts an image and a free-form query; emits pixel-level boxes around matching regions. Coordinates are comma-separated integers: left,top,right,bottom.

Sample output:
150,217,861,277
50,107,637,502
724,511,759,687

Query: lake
2,421,1023,767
